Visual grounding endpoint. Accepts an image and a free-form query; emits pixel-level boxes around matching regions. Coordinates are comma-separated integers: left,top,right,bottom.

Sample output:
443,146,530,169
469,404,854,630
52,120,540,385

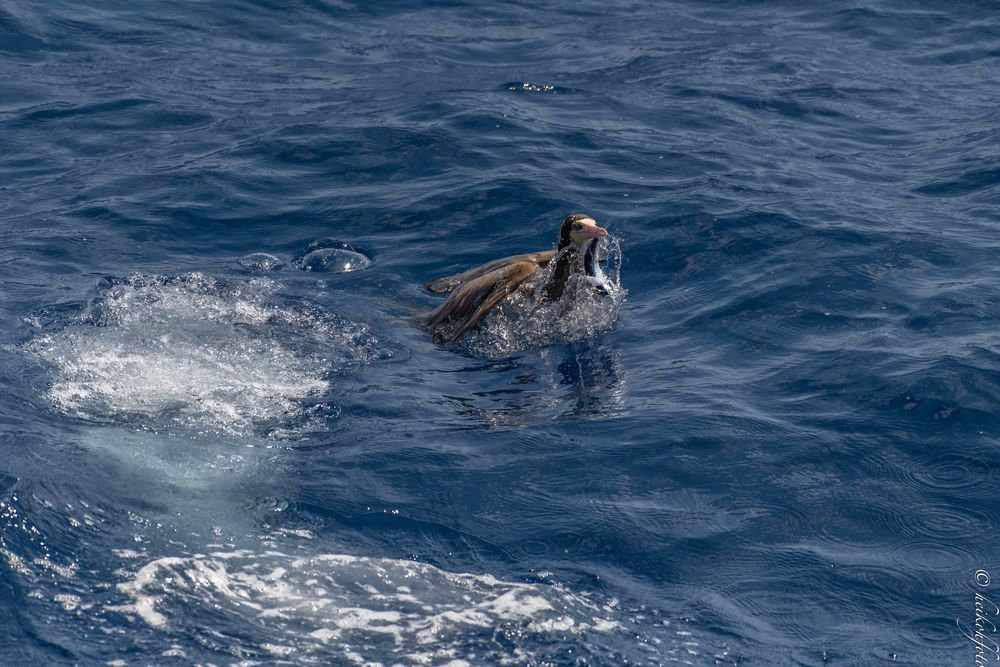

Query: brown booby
424,213,608,344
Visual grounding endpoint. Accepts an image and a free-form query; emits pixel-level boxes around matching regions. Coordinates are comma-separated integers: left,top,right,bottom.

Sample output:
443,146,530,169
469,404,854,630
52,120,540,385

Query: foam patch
25,273,385,438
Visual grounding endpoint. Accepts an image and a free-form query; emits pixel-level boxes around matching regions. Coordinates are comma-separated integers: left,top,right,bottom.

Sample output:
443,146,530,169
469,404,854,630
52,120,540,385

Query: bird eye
572,222,581,230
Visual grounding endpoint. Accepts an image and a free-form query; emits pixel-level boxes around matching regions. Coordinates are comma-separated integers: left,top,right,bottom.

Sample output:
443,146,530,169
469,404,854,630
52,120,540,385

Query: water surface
2,1,999,664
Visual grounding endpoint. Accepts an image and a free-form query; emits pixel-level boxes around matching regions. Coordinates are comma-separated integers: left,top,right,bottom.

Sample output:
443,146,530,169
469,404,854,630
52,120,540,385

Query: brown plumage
424,214,607,344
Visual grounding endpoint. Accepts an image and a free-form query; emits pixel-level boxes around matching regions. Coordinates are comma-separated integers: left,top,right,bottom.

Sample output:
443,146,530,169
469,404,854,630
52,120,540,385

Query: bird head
559,214,607,248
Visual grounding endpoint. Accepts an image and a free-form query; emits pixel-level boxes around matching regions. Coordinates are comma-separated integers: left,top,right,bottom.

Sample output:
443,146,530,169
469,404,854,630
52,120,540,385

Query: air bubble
238,253,285,272
293,240,372,273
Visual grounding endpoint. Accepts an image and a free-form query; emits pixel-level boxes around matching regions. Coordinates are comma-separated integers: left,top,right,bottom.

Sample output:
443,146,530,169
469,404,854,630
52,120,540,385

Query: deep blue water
1,0,999,664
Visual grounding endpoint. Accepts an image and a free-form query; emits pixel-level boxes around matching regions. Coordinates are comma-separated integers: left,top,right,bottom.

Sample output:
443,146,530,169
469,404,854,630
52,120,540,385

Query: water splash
23,273,385,438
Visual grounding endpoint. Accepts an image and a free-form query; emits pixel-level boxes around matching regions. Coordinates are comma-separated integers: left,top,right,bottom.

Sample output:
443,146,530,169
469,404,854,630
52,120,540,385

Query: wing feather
423,250,554,293
426,260,538,343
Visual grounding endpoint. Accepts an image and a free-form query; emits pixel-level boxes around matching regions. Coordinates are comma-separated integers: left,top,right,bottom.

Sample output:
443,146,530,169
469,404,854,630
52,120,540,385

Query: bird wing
425,260,539,344
423,250,555,293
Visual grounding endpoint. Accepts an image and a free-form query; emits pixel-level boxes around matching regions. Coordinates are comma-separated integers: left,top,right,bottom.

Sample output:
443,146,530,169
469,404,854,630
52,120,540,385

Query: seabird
424,213,608,344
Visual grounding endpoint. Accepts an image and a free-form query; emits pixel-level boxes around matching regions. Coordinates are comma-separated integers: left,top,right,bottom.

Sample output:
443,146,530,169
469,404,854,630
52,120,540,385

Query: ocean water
1,0,998,664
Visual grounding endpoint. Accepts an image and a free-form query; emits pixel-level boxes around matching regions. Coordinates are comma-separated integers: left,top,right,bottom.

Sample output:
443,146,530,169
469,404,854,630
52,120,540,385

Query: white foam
54,593,85,611
24,273,384,438
112,549,647,665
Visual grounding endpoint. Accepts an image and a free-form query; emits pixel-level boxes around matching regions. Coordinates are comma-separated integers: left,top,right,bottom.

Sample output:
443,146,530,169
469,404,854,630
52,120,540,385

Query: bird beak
573,219,608,242
582,221,608,238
